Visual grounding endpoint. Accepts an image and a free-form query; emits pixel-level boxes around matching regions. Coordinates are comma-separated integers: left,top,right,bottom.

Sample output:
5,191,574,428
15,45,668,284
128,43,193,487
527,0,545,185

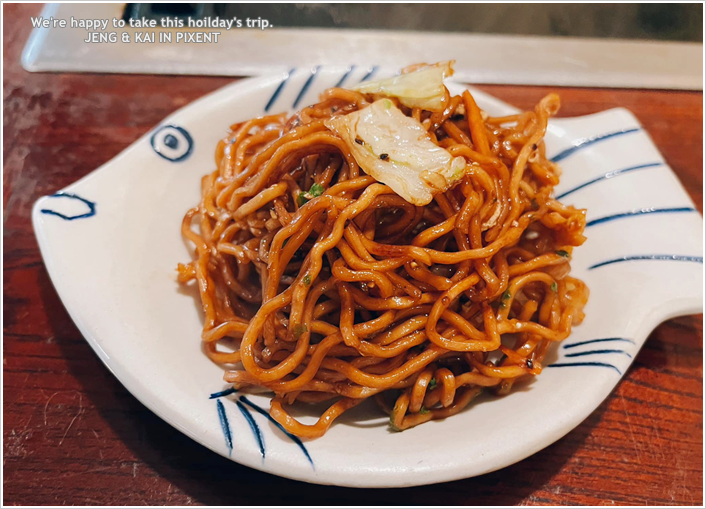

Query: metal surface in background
122,3,703,41
22,3,704,89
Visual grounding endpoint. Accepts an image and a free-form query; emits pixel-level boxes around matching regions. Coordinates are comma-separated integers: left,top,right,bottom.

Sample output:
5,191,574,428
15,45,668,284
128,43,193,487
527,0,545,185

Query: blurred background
22,2,704,90
122,3,702,40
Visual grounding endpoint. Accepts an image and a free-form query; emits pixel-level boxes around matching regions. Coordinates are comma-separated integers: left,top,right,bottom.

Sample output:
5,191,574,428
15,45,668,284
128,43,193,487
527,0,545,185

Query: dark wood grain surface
3,4,703,506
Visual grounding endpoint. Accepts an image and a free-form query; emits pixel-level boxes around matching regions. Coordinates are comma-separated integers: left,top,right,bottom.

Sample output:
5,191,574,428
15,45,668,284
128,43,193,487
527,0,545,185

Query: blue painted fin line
565,349,632,359
563,337,635,349
588,255,703,270
265,68,296,112
236,401,265,458
556,162,664,199
209,387,238,399
547,362,622,375
550,128,641,162
40,193,96,220
359,66,379,83
586,207,696,227
216,399,233,453
293,66,321,108
239,396,314,468
334,65,356,88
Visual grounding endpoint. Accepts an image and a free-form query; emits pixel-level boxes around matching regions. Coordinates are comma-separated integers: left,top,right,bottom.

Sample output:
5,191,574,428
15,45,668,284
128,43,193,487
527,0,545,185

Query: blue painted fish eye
163,133,179,149
151,125,193,162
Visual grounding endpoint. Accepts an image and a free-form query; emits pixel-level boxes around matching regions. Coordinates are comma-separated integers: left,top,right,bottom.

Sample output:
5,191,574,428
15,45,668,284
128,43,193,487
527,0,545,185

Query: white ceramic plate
33,67,704,488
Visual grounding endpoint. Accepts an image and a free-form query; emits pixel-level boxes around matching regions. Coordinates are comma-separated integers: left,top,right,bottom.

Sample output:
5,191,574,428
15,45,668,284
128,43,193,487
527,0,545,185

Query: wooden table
3,4,703,505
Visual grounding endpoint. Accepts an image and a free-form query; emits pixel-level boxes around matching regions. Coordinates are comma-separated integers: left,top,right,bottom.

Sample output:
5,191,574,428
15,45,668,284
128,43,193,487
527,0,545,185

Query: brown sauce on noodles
178,78,589,438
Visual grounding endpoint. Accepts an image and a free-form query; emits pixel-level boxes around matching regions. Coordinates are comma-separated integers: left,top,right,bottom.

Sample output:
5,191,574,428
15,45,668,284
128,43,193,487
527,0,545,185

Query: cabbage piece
351,61,454,112
325,99,467,206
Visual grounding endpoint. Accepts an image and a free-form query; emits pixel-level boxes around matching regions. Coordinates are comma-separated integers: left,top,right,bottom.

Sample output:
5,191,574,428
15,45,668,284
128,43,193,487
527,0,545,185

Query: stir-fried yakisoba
178,61,589,438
